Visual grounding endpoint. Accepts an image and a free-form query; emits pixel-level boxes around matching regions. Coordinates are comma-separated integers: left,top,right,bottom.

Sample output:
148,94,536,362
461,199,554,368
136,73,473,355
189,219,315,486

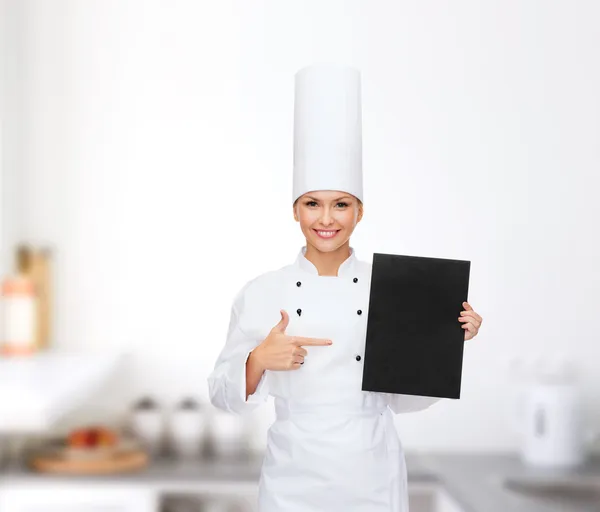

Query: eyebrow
305,196,352,202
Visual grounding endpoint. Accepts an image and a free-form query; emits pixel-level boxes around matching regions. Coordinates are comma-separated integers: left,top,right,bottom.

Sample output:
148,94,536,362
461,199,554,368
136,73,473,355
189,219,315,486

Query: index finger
291,336,332,346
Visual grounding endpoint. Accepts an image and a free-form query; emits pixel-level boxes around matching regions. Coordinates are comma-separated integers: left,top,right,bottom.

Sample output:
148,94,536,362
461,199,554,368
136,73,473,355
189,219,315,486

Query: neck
304,241,351,276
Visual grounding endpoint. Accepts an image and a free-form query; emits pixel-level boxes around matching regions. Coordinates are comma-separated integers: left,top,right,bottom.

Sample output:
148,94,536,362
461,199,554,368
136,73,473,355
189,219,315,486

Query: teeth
317,231,337,238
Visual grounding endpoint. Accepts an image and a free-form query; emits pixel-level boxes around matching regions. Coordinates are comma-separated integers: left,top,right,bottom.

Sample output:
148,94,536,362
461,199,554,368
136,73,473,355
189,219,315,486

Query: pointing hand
253,310,332,371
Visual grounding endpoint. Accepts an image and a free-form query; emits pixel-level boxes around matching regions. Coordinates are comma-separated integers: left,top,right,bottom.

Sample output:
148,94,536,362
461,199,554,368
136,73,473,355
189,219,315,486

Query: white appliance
513,360,596,468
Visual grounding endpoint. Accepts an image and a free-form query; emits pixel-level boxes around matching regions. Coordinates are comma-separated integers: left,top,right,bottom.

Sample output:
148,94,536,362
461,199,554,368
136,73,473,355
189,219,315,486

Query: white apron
208,247,441,512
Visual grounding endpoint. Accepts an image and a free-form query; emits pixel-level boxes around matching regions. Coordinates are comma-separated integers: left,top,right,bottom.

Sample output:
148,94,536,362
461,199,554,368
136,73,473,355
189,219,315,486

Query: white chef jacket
208,246,442,512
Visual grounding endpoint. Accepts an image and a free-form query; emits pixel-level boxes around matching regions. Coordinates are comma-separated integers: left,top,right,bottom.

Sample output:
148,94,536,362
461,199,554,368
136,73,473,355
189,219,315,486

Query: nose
320,208,335,227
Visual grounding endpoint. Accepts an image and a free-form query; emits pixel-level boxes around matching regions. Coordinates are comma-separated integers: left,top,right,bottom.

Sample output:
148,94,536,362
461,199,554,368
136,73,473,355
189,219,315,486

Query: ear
293,203,299,222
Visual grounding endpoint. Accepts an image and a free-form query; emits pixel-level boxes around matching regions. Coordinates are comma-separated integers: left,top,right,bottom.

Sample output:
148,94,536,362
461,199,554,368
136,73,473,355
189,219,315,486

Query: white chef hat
292,64,363,204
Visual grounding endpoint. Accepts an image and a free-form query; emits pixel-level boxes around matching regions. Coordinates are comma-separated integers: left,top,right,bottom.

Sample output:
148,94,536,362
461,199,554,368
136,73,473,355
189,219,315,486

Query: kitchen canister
209,408,248,459
130,397,165,457
169,397,207,459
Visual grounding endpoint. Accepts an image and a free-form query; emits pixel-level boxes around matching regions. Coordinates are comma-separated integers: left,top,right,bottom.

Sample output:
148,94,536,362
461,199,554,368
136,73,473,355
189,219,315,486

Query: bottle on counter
26,246,53,350
0,245,38,356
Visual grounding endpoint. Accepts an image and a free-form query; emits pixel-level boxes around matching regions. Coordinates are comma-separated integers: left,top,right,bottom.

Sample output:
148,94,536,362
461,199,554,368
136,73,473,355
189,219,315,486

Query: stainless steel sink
503,476,600,507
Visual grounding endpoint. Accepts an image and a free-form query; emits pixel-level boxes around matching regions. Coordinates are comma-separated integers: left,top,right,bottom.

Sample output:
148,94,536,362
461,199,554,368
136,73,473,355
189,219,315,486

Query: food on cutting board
29,424,148,474
31,426,147,474
67,426,119,449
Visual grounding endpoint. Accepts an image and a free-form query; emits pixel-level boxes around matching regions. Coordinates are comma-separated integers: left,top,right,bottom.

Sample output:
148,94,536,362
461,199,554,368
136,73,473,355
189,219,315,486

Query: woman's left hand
458,302,482,341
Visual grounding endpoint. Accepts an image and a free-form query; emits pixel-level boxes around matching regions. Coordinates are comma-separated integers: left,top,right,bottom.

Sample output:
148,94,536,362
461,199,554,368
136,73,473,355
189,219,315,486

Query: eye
336,202,349,208
305,201,318,207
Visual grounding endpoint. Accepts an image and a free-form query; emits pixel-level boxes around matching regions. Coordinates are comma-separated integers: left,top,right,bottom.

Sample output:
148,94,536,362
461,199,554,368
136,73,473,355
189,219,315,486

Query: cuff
241,349,269,405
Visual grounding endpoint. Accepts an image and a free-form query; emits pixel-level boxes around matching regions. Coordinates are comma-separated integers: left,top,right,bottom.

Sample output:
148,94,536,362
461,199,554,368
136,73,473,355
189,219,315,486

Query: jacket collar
294,245,357,278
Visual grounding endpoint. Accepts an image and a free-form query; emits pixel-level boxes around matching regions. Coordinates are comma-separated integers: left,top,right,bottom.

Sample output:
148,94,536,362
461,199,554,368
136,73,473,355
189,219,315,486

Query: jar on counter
169,397,207,459
209,408,248,460
1,274,38,357
130,397,165,457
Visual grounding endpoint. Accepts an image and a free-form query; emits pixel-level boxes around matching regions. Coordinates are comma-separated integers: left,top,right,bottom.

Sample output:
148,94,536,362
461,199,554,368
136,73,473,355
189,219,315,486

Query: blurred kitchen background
0,1,599,511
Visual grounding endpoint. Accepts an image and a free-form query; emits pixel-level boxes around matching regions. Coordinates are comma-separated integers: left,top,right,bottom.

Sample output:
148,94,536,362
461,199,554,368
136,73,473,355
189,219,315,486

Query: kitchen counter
1,452,599,511
416,452,600,512
0,452,435,487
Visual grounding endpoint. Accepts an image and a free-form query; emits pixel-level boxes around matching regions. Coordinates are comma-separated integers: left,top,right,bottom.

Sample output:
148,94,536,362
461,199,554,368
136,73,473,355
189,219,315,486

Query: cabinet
0,485,156,512
0,484,465,512
0,469,465,512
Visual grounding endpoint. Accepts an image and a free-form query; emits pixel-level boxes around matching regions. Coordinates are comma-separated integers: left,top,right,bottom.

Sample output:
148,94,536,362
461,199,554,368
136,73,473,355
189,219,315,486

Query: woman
208,65,483,511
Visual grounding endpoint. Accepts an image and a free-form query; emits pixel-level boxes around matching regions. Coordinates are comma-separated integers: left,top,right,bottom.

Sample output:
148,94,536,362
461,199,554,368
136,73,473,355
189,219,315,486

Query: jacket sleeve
388,394,443,414
207,289,269,415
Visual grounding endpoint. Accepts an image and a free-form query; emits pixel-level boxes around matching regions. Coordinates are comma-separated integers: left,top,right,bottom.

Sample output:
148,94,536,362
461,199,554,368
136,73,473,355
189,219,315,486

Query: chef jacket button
297,308,302,316
353,277,358,283
357,309,362,315
355,355,362,362
296,281,301,287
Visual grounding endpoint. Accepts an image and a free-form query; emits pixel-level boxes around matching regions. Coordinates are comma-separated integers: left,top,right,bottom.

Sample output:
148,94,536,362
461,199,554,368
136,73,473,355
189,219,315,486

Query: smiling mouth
314,229,340,239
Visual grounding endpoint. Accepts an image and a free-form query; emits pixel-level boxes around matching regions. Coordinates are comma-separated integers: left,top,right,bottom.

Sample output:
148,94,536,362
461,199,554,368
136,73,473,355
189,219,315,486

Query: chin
314,244,338,253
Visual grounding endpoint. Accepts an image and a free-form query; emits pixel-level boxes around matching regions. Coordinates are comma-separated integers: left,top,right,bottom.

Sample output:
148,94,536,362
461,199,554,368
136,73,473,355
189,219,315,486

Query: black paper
361,253,471,400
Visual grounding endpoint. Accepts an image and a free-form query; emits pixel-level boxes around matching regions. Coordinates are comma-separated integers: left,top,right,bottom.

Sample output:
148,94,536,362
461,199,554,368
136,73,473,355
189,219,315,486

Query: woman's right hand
252,310,332,371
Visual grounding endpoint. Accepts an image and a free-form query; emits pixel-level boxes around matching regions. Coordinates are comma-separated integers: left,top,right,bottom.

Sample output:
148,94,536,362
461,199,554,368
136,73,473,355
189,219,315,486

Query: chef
208,64,483,511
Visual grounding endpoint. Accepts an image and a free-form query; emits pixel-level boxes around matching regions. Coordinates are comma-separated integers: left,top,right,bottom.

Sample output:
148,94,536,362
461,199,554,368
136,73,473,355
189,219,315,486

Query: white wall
0,0,23,276
0,0,3,274
3,0,599,452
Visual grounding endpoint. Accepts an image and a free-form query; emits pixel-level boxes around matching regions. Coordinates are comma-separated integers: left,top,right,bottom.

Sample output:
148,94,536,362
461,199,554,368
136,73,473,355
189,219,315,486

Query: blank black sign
361,253,471,400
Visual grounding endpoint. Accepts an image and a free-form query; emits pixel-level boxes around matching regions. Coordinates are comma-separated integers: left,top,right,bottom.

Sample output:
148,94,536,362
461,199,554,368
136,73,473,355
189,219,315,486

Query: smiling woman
207,64,440,512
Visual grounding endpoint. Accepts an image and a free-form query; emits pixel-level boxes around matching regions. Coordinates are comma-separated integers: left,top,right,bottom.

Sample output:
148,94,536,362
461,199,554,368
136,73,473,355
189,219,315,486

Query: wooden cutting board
30,448,149,475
